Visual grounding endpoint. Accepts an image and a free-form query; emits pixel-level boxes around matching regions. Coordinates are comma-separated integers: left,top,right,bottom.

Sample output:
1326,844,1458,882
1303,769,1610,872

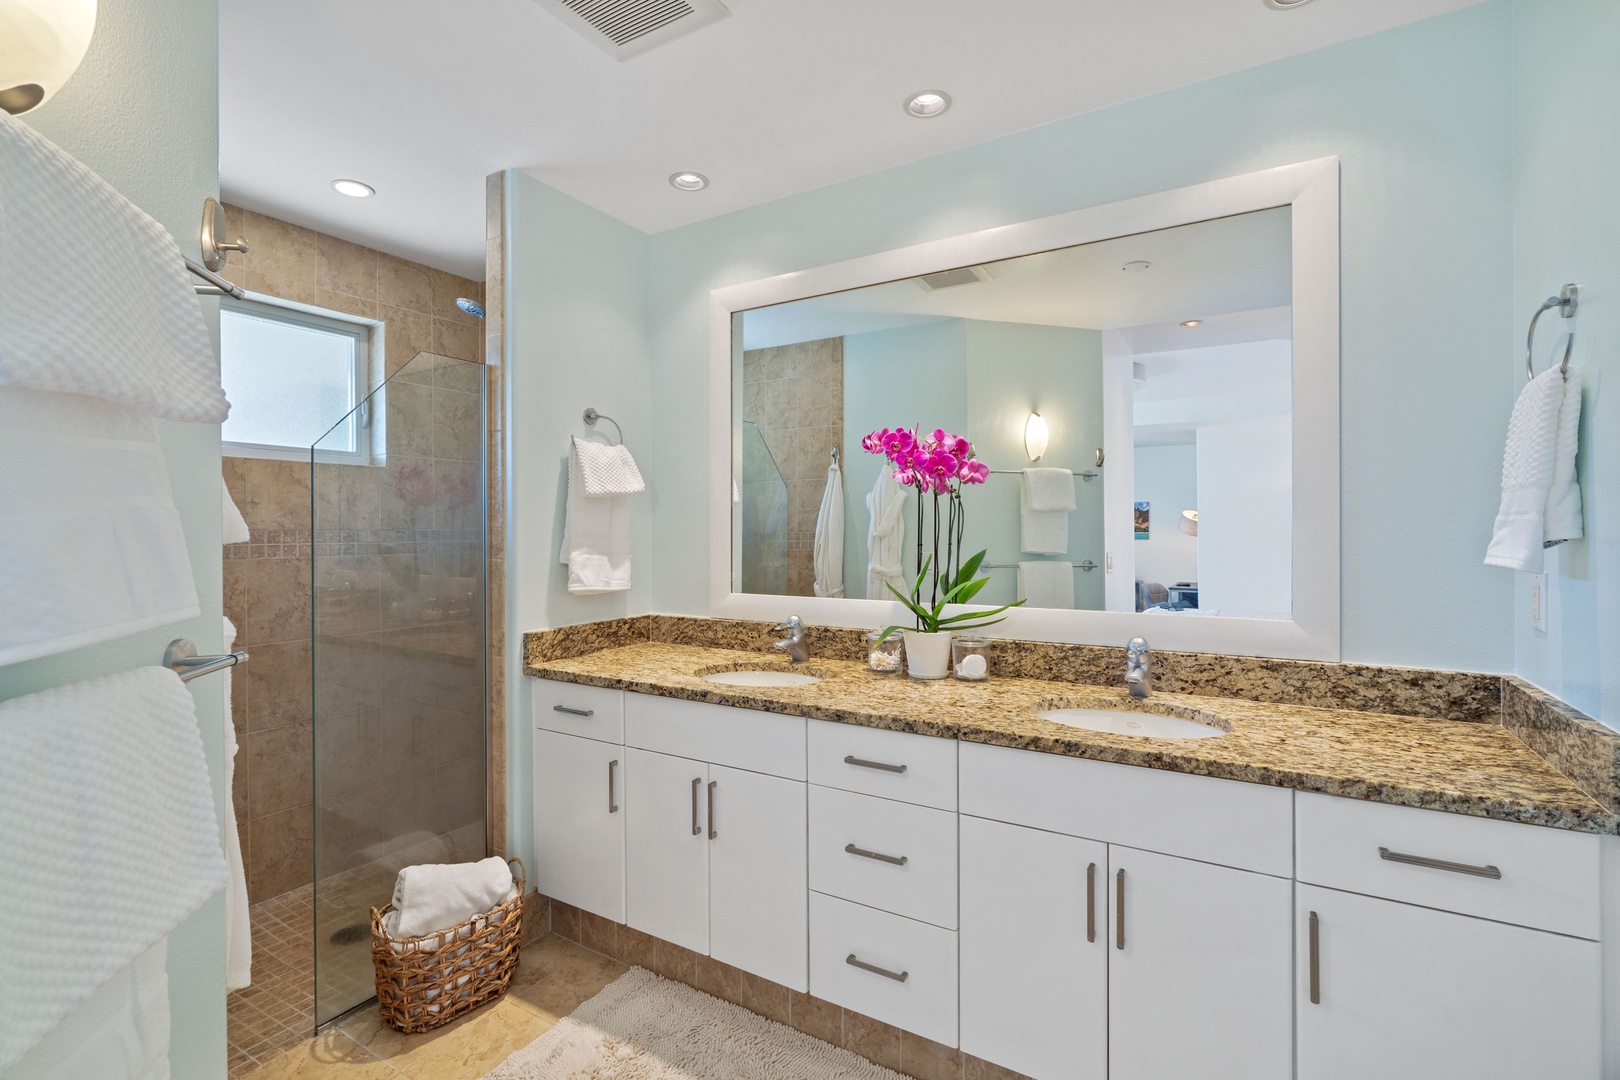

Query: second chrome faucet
774,615,810,663
1125,637,1151,698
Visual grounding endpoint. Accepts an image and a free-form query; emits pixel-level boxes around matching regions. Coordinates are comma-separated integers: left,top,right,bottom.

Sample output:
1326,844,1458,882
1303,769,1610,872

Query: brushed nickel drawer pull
846,954,909,982
845,843,908,866
1308,910,1321,1005
691,777,702,836
1115,868,1125,950
607,760,619,814
844,755,907,774
1378,847,1502,879
553,705,594,717
1086,862,1097,944
707,780,718,840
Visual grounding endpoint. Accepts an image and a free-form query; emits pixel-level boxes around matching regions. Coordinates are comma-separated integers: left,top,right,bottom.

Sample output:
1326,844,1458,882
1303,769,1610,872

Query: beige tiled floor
240,934,627,1079
228,885,317,1077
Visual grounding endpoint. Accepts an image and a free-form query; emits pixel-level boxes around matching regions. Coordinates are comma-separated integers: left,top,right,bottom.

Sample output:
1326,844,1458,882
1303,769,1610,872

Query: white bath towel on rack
572,436,645,497
1486,366,1570,572
560,439,633,594
223,617,252,991
0,666,225,1074
866,465,907,601
0,111,227,422
1544,369,1583,546
1020,468,1074,555
1018,561,1074,609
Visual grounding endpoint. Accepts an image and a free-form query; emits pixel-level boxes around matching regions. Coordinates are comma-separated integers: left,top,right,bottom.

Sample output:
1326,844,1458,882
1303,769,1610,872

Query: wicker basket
370,858,525,1033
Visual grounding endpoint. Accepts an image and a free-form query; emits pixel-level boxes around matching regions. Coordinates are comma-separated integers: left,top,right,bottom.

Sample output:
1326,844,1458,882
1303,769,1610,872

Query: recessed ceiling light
903,90,952,119
330,179,375,198
1180,319,1202,327
1264,0,1315,8
669,171,709,191
1122,260,1152,273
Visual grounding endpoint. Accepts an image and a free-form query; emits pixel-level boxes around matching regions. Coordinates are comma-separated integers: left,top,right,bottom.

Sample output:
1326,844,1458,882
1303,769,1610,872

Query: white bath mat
483,967,905,1079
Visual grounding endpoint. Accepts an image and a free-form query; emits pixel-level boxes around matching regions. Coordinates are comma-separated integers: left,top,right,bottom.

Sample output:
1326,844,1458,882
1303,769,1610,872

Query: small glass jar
952,635,991,681
866,630,904,674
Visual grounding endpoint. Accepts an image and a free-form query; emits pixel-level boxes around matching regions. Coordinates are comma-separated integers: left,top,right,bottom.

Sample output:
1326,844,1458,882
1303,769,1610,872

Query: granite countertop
526,641,1618,835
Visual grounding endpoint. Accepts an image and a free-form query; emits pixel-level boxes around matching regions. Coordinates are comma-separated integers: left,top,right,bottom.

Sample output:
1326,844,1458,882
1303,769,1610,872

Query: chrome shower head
456,297,485,319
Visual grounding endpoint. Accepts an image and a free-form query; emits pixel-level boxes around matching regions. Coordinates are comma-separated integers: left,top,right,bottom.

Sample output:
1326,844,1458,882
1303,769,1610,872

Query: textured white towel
0,386,200,665
1021,468,1077,512
1018,561,1074,609
8,939,171,1080
1544,369,1583,546
813,459,844,598
866,465,906,601
572,436,645,497
222,478,250,546
0,667,226,1073
561,441,632,594
1019,470,1072,555
1486,367,1567,572
223,618,252,991
0,111,227,423
384,857,518,940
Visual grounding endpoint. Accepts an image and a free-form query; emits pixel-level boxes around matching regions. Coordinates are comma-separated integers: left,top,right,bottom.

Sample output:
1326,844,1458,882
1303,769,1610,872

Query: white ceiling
220,0,1485,279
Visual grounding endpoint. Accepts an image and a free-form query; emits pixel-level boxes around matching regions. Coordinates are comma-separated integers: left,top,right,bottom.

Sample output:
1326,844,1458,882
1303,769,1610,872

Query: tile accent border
1503,677,1620,812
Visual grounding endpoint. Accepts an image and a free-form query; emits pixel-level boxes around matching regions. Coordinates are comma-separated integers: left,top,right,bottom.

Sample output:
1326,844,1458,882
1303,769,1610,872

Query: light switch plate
1530,573,1549,633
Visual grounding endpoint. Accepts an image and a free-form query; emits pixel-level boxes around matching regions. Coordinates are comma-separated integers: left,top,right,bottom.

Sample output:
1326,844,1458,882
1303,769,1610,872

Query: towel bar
184,257,245,300
989,468,1098,481
983,561,1099,572
1525,283,1577,382
163,638,248,683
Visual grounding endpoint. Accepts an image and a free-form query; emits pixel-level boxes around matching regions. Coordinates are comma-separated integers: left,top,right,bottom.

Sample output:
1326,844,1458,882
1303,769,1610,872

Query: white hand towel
866,464,907,601
560,441,632,594
0,111,227,423
1486,366,1567,572
1543,369,1583,546
572,436,645,497
1018,561,1075,609
222,478,250,546
0,667,226,1074
9,938,171,1080
384,857,518,940
813,458,844,598
0,386,200,666
1020,469,1073,555
223,617,252,991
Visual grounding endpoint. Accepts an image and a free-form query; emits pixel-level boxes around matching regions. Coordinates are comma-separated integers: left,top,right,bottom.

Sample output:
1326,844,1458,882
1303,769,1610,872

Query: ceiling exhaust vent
532,0,731,60
916,266,991,292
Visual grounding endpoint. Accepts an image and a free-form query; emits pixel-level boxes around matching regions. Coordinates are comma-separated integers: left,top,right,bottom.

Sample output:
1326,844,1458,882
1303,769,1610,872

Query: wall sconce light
0,0,98,115
1178,509,1199,537
1024,412,1049,462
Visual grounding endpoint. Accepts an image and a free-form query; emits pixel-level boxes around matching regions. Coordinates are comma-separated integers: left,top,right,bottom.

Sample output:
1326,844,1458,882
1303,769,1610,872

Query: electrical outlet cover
1530,574,1549,633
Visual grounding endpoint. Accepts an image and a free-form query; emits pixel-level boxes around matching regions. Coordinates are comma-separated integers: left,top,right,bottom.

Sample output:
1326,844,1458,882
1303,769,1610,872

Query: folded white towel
561,441,632,594
572,436,646,497
223,617,252,992
0,386,200,666
866,464,906,601
9,938,171,1080
1020,470,1072,555
813,459,844,598
0,667,225,1073
1018,561,1075,609
222,478,250,545
384,857,518,940
1021,468,1077,512
1544,369,1583,546
0,111,227,423
1486,366,1567,572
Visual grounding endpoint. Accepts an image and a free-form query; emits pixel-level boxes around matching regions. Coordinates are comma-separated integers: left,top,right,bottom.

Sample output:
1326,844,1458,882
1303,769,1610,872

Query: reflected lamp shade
1024,412,1049,462
0,0,97,115
1178,509,1199,537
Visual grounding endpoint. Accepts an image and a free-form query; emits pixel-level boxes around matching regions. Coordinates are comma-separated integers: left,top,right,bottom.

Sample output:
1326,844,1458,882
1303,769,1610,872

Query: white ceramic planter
902,630,953,680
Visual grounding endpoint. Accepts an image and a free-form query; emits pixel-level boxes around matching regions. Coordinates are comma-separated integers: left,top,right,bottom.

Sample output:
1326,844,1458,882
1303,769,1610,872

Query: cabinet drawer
809,786,957,929
808,721,957,810
533,680,624,743
810,892,958,1047
960,741,1293,877
624,694,806,780
1295,793,1601,939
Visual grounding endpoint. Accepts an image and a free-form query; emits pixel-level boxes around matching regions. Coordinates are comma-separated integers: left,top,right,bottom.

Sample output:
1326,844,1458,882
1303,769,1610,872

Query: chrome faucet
1124,637,1151,699
773,615,810,663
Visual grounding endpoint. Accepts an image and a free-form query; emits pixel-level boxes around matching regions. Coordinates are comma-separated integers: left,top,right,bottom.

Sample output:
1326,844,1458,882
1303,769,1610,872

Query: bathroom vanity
525,639,1615,1080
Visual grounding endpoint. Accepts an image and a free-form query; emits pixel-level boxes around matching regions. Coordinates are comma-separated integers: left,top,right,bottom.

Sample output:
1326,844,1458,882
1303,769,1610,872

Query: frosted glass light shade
1024,412,1049,462
0,0,96,114
1179,509,1199,537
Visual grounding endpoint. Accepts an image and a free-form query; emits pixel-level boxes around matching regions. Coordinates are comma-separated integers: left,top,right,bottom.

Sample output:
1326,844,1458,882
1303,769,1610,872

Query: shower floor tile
227,884,315,1077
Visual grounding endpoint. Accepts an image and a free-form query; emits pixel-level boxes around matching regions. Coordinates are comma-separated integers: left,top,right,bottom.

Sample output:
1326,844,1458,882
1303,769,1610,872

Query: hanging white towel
223,618,252,991
0,111,227,423
1020,468,1074,555
0,386,200,665
1485,366,1568,572
0,667,226,1074
560,440,632,594
1018,561,1075,609
571,436,645,497
813,457,844,598
1544,369,1583,546
866,465,907,601
222,478,250,546
8,938,171,1080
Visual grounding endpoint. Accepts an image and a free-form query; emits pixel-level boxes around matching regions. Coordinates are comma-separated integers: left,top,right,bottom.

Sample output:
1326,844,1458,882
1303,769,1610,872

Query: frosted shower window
220,298,370,460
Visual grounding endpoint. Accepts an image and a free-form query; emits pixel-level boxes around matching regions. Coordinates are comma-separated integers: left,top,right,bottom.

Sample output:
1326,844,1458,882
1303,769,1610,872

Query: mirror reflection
735,207,1293,619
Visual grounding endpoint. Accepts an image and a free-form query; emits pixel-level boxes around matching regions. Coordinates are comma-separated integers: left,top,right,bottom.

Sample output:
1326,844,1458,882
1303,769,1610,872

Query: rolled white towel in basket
384,856,518,940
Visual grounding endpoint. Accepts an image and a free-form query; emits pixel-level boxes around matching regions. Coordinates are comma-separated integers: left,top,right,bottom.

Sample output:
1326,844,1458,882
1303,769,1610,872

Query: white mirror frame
708,157,1340,661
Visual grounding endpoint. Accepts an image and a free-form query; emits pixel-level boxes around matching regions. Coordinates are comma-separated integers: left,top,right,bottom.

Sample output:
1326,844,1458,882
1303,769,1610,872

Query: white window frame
221,295,376,465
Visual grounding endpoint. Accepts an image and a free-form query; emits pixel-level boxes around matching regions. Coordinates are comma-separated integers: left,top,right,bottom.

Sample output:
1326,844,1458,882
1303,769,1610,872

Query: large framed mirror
708,159,1339,660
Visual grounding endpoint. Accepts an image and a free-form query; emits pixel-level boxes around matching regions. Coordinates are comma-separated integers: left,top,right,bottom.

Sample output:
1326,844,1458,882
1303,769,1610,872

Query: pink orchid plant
861,426,990,494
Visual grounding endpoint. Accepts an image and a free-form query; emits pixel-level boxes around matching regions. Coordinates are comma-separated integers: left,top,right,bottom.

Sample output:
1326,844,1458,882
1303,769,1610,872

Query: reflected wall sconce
0,0,98,115
1178,509,1199,537
1024,412,1049,462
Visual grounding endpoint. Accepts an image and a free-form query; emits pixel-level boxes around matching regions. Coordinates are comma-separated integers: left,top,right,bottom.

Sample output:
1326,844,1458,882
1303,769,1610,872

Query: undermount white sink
702,669,822,687
1038,707,1226,740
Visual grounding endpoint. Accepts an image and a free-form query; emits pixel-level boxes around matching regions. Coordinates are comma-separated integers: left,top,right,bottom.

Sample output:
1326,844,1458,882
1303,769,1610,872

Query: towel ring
582,408,623,445
1525,283,1578,382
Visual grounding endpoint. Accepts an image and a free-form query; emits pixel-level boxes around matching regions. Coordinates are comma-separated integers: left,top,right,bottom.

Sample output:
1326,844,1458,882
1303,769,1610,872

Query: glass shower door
311,351,487,1024
738,420,789,594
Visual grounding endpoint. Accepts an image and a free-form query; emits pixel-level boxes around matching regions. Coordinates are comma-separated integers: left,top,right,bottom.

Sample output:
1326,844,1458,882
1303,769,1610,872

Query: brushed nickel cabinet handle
1086,862,1097,944
691,777,701,836
1308,910,1321,1005
553,705,594,717
1115,868,1125,950
1378,847,1502,879
846,954,909,982
607,760,619,814
843,755,907,774
707,780,717,840
845,843,908,866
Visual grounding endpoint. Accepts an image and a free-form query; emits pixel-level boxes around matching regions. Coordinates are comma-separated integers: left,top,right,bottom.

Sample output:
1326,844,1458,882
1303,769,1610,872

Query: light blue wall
1510,0,1620,727
645,3,1517,671
0,0,227,1072
1135,444,1201,589
503,171,654,871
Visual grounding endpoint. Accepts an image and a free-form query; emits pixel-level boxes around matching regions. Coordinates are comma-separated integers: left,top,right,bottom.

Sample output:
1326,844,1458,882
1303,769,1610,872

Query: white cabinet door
1108,846,1292,1080
1297,884,1602,1079
624,748,710,954
959,816,1108,1080
708,764,808,991
532,729,625,923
